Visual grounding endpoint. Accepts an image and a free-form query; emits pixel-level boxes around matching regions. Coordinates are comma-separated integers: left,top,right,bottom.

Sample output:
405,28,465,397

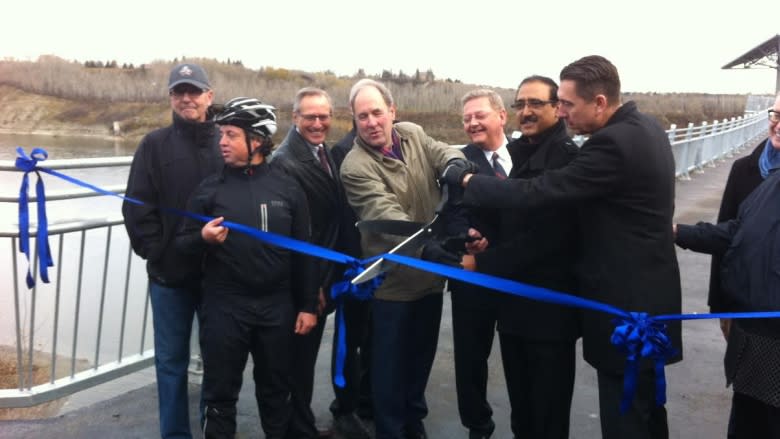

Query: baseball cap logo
178,65,193,76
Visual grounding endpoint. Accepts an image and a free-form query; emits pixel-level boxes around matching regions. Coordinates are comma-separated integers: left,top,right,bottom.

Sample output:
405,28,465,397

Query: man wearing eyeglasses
442,88,507,439
271,87,370,439
123,63,222,438
457,77,580,439
444,56,683,439
701,95,780,438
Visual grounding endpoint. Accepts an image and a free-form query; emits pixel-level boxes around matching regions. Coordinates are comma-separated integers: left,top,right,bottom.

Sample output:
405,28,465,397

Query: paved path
0,144,756,439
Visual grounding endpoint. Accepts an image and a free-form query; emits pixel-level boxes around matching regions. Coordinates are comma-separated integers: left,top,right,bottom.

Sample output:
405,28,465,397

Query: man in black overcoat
272,87,370,439
464,77,581,439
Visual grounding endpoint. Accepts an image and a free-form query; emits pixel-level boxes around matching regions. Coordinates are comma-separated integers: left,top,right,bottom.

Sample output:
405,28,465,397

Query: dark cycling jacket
176,162,318,313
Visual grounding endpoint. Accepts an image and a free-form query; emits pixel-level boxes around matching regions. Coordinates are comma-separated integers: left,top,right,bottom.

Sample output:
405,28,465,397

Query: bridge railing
669,111,766,180
0,157,159,409
0,109,767,408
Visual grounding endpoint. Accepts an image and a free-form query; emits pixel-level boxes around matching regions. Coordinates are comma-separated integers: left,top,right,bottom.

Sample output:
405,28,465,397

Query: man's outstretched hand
441,158,478,186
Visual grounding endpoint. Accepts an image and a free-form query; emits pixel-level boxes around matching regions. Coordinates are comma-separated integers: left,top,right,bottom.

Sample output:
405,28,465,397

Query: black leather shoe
468,419,495,439
404,424,428,439
333,413,370,439
317,426,335,438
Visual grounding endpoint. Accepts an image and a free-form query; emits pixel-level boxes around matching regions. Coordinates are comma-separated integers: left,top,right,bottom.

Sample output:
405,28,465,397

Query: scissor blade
351,225,433,284
355,219,425,236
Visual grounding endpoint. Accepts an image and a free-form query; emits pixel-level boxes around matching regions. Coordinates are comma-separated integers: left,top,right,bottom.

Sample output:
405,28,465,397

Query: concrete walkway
0,143,757,439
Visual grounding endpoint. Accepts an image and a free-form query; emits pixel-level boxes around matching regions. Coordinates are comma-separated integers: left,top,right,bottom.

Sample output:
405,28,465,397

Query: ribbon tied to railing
610,312,677,413
14,147,53,288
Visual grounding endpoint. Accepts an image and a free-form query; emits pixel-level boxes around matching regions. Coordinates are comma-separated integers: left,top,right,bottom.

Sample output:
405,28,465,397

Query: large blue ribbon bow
610,312,677,413
14,147,54,288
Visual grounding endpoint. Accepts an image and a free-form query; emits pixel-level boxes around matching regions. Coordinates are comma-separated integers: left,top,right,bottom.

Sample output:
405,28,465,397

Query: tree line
0,55,759,131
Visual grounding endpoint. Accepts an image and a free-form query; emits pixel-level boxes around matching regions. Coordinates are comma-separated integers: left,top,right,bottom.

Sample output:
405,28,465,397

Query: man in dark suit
444,55,683,439
272,87,370,439
446,88,508,439
329,121,376,430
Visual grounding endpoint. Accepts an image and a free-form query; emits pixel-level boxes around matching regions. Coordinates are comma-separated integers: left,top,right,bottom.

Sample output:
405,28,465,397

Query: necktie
492,152,507,179
317,145,332,177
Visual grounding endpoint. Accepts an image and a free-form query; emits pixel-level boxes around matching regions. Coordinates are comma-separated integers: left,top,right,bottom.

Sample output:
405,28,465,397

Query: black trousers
200,293,294,439
450,286,499,433
732,391,780,438
283,309,328,439
331,296,373,416
597,369,668,439
498,334,576,439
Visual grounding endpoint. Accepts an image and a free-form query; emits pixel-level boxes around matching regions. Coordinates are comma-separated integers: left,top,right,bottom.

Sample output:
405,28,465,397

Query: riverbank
0,85,166,142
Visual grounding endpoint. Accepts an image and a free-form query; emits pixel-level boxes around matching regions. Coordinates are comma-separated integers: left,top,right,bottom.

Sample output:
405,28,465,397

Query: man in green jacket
340,78,466,439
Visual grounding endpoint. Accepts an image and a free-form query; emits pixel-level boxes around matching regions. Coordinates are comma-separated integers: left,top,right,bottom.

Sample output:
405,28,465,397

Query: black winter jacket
463,102,683,371
122,112,222,287
271,128,349,291
707,141,765,312
677,168,780,337
475,120,581,340
176,163,318,313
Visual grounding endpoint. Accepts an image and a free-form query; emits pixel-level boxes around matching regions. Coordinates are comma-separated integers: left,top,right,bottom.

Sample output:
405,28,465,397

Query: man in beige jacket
340,78,467,439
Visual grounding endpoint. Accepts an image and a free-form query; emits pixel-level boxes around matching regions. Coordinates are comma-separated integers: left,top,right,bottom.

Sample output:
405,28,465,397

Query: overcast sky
2,0,777,94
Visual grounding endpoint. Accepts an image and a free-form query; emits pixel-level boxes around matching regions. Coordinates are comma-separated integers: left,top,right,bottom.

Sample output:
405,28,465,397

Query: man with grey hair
272,87,370,439
340,78,468,439
444,88,507,439
123,63,222,438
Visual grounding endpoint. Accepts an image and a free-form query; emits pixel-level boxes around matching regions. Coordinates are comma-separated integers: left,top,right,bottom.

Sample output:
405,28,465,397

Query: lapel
285,127,346,202
462,144,496,177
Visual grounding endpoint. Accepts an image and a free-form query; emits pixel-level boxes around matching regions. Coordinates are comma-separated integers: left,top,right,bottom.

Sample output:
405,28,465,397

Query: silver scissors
351,185,466,284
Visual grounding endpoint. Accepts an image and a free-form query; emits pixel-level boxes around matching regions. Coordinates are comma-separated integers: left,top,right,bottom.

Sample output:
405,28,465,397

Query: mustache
521,115,538,124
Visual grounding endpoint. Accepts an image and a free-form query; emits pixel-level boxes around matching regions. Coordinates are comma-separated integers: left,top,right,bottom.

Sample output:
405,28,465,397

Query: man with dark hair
456,78,581,439
444,55,683,439
122,62,222,439
271,87,369,439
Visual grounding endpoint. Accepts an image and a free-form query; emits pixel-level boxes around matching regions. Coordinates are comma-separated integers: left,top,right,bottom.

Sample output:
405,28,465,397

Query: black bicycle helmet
214,97,277,138
214,97,277,160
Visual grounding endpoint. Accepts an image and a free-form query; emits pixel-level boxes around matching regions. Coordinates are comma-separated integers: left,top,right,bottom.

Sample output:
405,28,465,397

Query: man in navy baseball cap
169,63,211,91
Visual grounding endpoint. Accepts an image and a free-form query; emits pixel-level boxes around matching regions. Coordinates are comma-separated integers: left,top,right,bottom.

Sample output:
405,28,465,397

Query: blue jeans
150,281,200,439
371,293,443,439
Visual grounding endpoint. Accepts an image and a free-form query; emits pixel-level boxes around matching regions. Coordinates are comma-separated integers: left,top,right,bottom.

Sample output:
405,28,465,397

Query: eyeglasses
298,113,332,122
169,85,205,98
769,110,780,123
510,99,557,110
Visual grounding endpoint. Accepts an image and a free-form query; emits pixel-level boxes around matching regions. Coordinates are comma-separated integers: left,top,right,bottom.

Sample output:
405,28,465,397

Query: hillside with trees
0,55,759,145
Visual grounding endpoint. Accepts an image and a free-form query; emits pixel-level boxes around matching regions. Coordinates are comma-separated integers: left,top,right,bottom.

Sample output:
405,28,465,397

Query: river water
0,133,157,372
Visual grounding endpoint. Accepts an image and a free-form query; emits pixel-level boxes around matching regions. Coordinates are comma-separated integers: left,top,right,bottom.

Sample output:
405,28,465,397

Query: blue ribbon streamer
15,147,54,288
329,262,385,388
14,147,780,412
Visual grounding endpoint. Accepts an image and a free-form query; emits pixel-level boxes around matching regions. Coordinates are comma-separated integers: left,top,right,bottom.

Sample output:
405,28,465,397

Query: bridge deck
0,143,756,439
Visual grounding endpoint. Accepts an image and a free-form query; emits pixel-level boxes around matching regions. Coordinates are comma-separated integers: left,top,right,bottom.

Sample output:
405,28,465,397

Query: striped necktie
317,145,332,177
492,152,507,179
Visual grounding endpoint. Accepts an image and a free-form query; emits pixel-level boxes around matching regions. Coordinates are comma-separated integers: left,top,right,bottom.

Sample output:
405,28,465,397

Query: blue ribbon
15,147,54,288
329,262,385,388
610,312,676,412
13,147,780,412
